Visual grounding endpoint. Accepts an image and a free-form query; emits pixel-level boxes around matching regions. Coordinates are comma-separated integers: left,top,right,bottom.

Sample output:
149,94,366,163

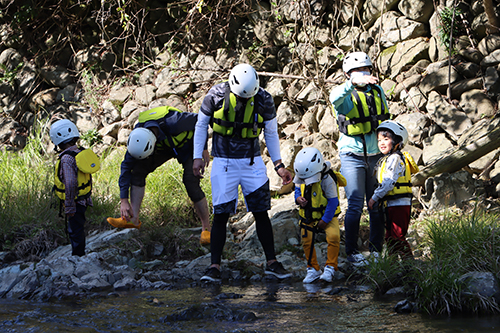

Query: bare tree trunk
412,118,500,186
484,0,500,34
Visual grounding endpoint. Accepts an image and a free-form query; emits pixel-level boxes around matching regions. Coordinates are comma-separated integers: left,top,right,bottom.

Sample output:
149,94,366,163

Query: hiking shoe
200,267,221,282
107,217,141,229
347,253,368,267
320,265,336,282
303,267,322,284
370,252,380,263
265,261,292,279
200,230,211,246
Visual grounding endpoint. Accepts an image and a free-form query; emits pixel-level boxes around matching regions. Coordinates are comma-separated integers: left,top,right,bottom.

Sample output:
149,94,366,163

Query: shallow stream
1,281,499,332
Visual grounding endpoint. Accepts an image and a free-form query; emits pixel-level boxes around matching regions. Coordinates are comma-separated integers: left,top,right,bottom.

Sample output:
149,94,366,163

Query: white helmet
229,63,260,98
127,127,156,159
377,120,408,148
294,147,325,185
342,51,372,74
50,119,80,146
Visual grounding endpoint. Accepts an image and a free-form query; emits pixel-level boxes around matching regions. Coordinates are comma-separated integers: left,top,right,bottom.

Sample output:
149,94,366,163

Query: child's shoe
303,267,322,283
320,265,336,282
107,217,141,229
200,230,211,245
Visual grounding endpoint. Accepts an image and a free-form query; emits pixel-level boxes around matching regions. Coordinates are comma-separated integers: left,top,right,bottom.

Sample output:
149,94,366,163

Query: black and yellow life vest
377,151,419,200
211,86,264,138
299,169,346,222
336,85,390,136
138,106,194,150
54,148,100,201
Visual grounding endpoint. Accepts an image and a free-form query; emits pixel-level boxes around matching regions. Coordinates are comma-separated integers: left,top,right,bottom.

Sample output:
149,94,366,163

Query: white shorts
210,156,271,214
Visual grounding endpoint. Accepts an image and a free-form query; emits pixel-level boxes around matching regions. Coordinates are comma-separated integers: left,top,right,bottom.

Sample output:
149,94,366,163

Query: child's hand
318,220,327,230
120,199,134,221
296,196,308,207
368,198,376,210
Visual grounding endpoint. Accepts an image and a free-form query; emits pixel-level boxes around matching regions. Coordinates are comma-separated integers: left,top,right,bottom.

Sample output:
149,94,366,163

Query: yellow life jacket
211,86,264,138
336,85,390,136
377,151,419,200
54,148,100,201
299,170,345,222
138,106,194,149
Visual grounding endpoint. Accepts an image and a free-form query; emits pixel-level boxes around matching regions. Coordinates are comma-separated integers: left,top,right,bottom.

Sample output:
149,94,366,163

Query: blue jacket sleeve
322,197,339,223
294,186,301,203
329,80,355,116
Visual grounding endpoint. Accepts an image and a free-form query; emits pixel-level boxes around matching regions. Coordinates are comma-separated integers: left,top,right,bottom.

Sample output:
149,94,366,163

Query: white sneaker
347,253,368,267
303,267,322,283
320,265,336,282
370,252,380,263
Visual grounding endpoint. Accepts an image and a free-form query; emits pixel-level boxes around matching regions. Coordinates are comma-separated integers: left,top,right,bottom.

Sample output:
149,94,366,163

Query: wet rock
395,299,417,313
159,303,257,322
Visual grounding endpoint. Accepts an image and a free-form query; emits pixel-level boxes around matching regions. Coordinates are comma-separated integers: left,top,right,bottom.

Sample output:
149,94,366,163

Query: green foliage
363,251,406,294
78,68,106,114
80,129,102,148
365,208,500,315
270,2,282,22
0,120,59,245
438,7,465,54
0,62,23,86
12,4,35,27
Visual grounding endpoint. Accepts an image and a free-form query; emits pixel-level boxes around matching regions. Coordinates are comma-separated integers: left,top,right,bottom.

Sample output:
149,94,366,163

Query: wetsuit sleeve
329,80,355,116
372,154,405,202
321,176,338,223
193,111,211,160
60,154,78,214
118,151,136,199
294,186,301,204
263,118,282,163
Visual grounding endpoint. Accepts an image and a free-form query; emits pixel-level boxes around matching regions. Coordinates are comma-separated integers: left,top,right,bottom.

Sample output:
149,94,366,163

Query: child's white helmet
342,51,372,74
229,63,260,98
127,127,157,159
377,120,408,148
294,147,325,185
50,119,80,146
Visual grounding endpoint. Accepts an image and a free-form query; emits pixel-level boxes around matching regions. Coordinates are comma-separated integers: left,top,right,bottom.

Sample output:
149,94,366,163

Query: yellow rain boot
200,230,211,245
107,217,141,229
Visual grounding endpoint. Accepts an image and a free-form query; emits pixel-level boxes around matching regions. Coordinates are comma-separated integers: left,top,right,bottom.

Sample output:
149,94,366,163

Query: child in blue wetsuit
294,147,345,283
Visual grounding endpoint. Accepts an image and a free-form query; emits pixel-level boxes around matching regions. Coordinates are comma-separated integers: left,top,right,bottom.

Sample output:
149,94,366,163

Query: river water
1,281,499,332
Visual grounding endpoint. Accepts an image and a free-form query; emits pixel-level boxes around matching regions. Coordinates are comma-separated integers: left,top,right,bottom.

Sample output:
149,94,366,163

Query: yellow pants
301,217,340,271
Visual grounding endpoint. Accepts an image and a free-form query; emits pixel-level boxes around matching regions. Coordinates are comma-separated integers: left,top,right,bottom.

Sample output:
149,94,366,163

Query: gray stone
478,34,500,56
422,133,454,165
458,271,500,299
449,78,483,100
459,89,496,123
419,66,461,95
134,84,157,106
398,0,433,22
378,37,430,79
39,65,73,88
369,11,427,48
109,86,134,105
426,91,473,140
422,171,485,211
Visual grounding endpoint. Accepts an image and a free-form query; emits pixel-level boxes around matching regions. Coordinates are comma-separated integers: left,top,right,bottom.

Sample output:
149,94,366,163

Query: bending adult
107,106,211,245
193,63,293,282
329,52,391,266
